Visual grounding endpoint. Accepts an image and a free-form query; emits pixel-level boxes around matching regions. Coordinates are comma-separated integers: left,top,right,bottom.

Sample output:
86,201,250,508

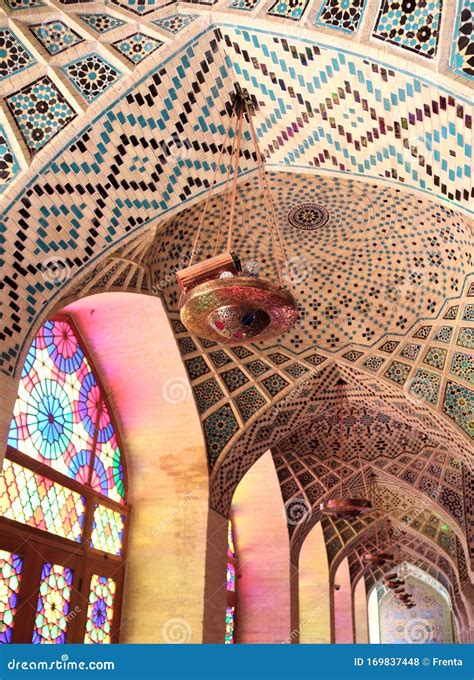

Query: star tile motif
112,33,163,65
62,54,122,104
0,28,35,80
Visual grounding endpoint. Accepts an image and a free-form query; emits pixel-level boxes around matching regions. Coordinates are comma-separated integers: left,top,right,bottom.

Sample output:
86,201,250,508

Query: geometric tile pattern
373,0,442,58
443,381,474,437
267,0,310,19
78,14,127,34
4,76,77,154
62,54,122,104
203,405,239,467
384,360,411,385
29,21,84,56
235,387,267,422
423,347,447,369
112,33,163,65
153,13,199,34
450,0,474,80
4,0,43,7
316,0,367,32
193,378,224,413
0,125,20,191
229,0,262,9
409,368,441,405
457,328,474,350
451,352,474,383
0,28,35,80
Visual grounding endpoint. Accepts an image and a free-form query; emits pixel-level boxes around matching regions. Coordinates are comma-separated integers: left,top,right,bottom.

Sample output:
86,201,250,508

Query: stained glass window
33,563,73,644
84,574,116,644
225,606,235,644
7,319,124,504
227,519,235,557
0,459,85,542
0,550,23,644
226,562,236,592
90,504,124,556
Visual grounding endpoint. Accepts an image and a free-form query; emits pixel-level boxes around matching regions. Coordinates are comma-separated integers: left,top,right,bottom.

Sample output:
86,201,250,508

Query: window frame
0,314,130,643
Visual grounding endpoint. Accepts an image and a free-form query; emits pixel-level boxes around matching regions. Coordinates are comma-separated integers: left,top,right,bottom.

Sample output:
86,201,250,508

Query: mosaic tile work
193,378,224,413
463,304,474,321
451,351,474,383
457,328,474,350
316,0,367,32
4,0,43,8
443,381,473,437
229,0,262,9
409,368,441,405
62,54,122,104
153,13,199,34
246,360,271,377
261,374,289,396
221,368,249,392
203,405,239,466
384,361,411,385
5,77,77,154
400,344,420,360
450,0,474,80
267,0,310,20
112,33,163,65
434,327,453,343
79,14,127,34
110,0,179,15
0,126,20,191
363,356,385,372
424,347,447,369
373,0,442,58
29,21,84,56
0,28,35,80
235,387,267,421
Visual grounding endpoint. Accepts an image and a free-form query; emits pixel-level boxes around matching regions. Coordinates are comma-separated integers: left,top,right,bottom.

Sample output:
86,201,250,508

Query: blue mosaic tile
267,0,310,20
409,368,441,405
434,326,453,343
450,0,474,80
29,21,84,56
235,387,267,422
457,328,474,350
443,381,473,438
0,28,35,80
463,304,474,321
153,13,199,34
423,346,447,369
229,0,262,9
110,0,190,16
316,0,368,32
451,351,474,384
204,405,239,467
193,378,224,413
79,14,127,34
373,0,442,58
4,0,43,8
5,76,77,154
112,33,163,65
384,360,411,385
0,125,20,192
62,54,122,104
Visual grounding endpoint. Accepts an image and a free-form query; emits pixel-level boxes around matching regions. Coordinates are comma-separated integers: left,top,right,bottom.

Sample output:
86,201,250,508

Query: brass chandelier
177,86,299,344
320,379,372,520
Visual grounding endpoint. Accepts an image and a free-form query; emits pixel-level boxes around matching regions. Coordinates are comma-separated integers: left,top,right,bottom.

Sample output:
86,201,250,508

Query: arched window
225,519,237,644
0,317,128,644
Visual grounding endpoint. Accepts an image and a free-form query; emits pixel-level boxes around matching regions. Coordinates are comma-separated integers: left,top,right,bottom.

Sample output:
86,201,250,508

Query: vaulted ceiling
1,0,472,614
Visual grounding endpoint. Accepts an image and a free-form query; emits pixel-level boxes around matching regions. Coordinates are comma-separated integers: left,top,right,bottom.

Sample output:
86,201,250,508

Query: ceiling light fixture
176,85,299,344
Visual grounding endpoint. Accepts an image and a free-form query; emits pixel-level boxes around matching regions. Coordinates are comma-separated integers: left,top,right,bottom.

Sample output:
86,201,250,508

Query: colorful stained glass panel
90,504,124,556
33,563,73,643
225,606,235,643
84,574,115,644
0,459,85,542
226,562,236,592
8,319,125,503
92,400,125,504
8,320,96,481
0,550,23,644
227,520,235,557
